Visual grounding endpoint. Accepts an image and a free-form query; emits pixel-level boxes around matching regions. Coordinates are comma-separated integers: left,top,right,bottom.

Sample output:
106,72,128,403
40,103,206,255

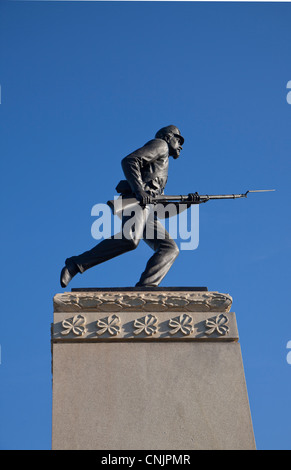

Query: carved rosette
61,314,87,336
96,314,121,336
133,315,158,336
169,314,194,336
205,314,229,336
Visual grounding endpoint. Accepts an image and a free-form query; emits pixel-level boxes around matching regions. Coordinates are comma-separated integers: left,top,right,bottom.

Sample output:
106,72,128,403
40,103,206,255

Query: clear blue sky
1,0,291,450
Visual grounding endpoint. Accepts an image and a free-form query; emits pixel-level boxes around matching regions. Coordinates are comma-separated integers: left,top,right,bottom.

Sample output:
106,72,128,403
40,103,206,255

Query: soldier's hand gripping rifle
107,190,275,218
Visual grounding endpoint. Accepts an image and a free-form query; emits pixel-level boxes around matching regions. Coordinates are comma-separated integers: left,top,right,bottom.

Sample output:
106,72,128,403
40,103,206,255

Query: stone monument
51,287,256,450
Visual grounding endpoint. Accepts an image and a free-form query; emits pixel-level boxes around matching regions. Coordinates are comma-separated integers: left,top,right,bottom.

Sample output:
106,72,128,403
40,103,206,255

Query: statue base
51,288,256,450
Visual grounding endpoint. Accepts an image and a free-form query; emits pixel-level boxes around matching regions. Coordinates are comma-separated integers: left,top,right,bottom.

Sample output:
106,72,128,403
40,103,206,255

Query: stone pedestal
51,288,256,450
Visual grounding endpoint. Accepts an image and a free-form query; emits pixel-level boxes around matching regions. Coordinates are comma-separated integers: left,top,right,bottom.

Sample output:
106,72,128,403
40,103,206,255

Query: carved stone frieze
53,312,238,342
53,290,232,314
53,289,237,341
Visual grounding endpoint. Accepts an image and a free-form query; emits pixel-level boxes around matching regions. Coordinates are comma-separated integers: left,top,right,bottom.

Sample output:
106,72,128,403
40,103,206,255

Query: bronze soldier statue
60,125,199,288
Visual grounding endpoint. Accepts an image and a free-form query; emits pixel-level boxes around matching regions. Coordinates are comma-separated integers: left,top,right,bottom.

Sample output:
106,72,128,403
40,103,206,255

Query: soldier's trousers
69,205,179,286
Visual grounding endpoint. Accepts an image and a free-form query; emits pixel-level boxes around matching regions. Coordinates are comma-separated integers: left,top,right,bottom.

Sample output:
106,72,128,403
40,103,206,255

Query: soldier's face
168,135,183,159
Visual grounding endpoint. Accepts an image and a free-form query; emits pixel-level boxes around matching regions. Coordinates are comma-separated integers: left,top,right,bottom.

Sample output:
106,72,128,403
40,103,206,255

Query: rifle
107,190,275,218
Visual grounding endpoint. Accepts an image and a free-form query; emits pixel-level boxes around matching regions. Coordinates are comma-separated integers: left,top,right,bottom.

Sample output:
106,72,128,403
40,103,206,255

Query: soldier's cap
155,125,184,145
